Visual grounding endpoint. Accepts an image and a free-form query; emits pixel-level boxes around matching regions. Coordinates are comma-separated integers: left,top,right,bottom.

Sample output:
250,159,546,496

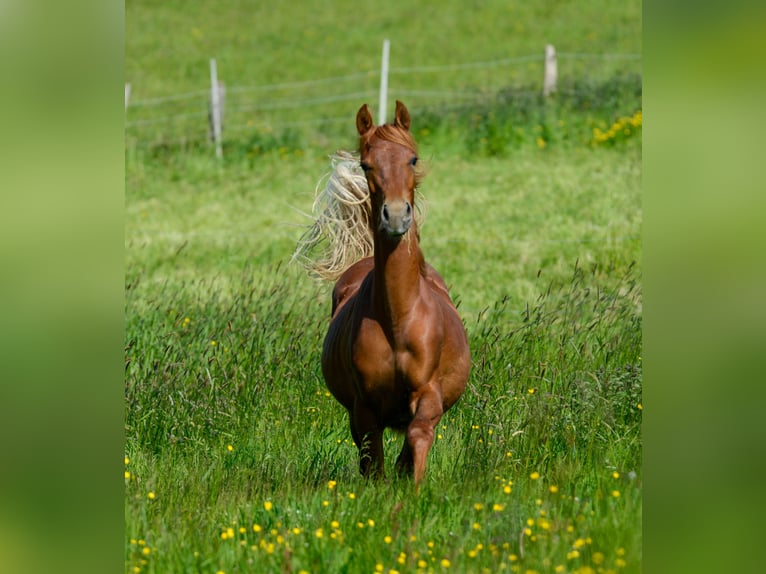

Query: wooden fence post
378,39,390,125
543,44,557,97
209,58,224,159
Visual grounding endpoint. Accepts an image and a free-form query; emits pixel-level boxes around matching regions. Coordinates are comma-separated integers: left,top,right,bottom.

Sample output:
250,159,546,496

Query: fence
125,41,641,156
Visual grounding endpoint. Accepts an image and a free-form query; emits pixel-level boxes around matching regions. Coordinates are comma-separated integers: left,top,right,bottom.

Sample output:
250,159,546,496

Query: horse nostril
405,202,412,217
382,205,390,222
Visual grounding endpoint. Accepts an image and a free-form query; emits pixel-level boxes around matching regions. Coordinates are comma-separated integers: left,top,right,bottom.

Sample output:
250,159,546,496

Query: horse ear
356,104,374,136
394,100,410,131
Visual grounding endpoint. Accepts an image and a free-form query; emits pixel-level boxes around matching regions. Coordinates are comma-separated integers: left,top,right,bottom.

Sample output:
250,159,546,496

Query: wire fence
125,47,641,150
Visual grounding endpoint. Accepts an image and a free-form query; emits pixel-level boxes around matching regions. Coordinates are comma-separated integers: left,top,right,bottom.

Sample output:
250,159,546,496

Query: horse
296,100,470,485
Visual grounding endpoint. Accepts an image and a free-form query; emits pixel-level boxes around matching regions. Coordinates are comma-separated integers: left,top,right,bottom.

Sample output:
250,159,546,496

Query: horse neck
372,223,426,322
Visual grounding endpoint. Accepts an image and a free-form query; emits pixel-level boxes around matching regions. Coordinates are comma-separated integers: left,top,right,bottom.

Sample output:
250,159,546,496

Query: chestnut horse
298,101,470,485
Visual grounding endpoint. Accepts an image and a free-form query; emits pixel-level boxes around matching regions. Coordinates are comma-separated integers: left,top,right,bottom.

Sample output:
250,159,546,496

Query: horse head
356,100,420,239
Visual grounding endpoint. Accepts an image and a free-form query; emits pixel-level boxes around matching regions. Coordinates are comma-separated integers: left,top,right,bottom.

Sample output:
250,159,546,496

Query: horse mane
294,125,426,281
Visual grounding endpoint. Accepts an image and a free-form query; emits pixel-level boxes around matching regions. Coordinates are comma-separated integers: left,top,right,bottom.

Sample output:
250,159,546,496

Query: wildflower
472,522,481,530
348,492,356,500
592,552,605,565
441,558,451,568
322,500,329,507
398,552,407,564
292,527,301,535
264,501,273,511
503,485,512,494
492,504,505,512
612,471,620,479
327,480,337,490
315,528,324,538
527,388,536,394
418,560,427,568
367,519,375,527
125,457,130,465
555,567,564,573
536,137,546,149
612,490,621,498
227,445,233,452
211,341,217,346
616,558,627,568
637,403,643,410
384,536,393,544
375,565,384,573
142,547,151,555
125,471,131,479
530,472,540,480
147,491,156,500
474,503,484,511
252,523,261,532
567,550,580,560
549,485,559,493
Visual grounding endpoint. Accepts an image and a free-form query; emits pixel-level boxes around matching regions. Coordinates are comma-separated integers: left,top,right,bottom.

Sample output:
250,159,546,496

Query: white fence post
378,39,390,125
125,83,131,110
209,58,223,159
543,44,557,97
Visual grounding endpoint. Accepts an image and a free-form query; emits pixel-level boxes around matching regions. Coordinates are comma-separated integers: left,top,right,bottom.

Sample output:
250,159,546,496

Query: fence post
125,83,131,110
543,44,557,97
378,39,390,125
209,58,223,159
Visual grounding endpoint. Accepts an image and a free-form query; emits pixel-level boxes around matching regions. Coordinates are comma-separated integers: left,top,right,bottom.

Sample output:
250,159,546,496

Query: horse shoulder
331,257,374,317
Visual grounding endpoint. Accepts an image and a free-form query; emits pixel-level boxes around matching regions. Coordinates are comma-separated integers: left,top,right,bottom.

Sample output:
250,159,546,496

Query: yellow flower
211,340,217,346
292,527,301,535
612,490,621,498
315,528,324,538
529,472,540,480
367,519,375,527
612,471,620,479
327,480,337,490
492,504,505,512
125,471,131,479
549,485,559,493
147,491,156,500
472,522,481,530
536,137,546,149
124,456,130,465
252,524,261,532
348,492,356,500
616,558,627,568
441,558,451,568
474,503,484,511
384,535,393,544
331,520,340,529
592,552,605,565
375,565,384,573
264,501,273,511
418,560,427,568
227,445,233,452
503,486,512,494
142,547,151,555
527,388,536,394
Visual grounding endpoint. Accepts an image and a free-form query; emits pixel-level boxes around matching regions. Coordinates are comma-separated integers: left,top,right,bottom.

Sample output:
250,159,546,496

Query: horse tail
293,151,374,281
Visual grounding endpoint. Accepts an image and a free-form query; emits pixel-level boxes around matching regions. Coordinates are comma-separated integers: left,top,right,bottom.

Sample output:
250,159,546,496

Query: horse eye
410,157,418,166
360,162,371,172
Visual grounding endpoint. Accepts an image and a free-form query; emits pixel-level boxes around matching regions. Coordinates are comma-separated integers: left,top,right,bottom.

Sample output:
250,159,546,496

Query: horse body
318,101,470,485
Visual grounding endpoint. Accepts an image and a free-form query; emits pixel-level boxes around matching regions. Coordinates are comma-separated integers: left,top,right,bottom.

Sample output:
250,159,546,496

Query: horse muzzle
380,200,413,237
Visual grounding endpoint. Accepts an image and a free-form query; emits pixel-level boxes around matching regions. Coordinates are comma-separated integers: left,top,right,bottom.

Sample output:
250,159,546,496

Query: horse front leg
351,402,385,479
407,383,443,485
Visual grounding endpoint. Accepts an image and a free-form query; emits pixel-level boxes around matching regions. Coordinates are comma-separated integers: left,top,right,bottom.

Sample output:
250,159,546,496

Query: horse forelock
361,124,418,156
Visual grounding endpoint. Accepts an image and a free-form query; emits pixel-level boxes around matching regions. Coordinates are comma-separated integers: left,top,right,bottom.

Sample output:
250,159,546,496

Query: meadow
126,1,641,572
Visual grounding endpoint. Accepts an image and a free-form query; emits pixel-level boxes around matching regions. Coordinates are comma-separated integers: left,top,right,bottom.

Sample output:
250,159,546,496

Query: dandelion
367,519,375,527
567,550,580,560
252,524,261,532
530,472,540,480
612,471,620,479
506,451,512,458
264,501,273,511
227,444,233,452
549,485,559,493
322,500,329,507
637,403,643,410
492,504,505,512
384,536,393,544
211,341,217,346
315,528,324,538
348,492,356,500
125,456,130,465
472,522,481,530
327,480,337,490
474,503,484,511
147,491,156,500
536,137,546,149
292,527,301,535
375,565,384,573
142,547,151,556
441,558,451,568
503,485,512,494
592,552,605,565
418,560,427,568
612,490,621,498
527,388,536,394
125,471,131,479
616,558,627,568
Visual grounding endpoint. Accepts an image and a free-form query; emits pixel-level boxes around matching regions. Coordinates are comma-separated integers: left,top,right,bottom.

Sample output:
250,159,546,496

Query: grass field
126,2,641,573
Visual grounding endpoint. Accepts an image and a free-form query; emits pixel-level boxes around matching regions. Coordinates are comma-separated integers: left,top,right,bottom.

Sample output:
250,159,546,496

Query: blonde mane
293,144,427,281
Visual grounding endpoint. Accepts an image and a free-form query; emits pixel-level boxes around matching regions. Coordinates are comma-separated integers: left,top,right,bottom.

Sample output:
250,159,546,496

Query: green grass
126,2,641,573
